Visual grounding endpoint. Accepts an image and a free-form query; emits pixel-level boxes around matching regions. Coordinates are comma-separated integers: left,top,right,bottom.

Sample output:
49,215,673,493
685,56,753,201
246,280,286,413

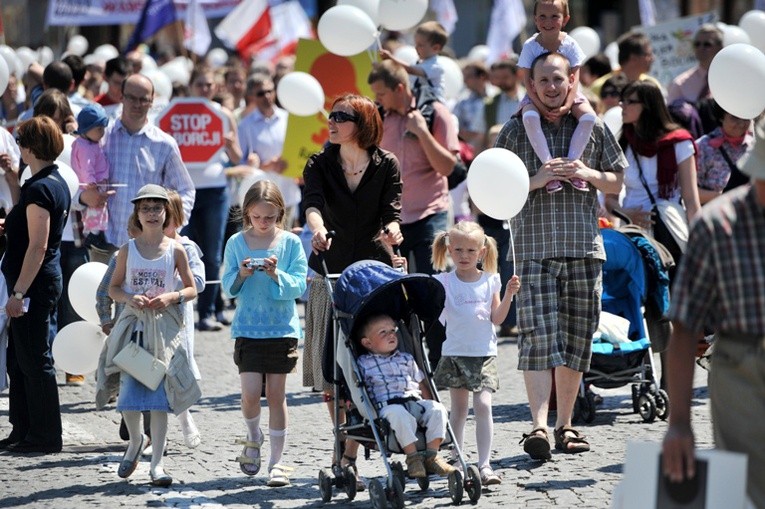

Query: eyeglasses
601,90,620,98
138,205,165,215
255,89,274,97
376,326,399,338
328,111,359,124
621,98,642,106
123,93,152,106
694,41,718,48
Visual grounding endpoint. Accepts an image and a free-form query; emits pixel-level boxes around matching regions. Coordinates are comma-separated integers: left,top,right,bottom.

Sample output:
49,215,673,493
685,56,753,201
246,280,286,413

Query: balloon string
507,220,517,272
321,108,329,119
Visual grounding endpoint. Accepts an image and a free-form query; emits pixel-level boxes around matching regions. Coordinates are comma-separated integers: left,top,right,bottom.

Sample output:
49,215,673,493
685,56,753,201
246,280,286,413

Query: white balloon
467,44,490,62
15,47,38,71
52,321,106,374
67,35,89,56
0,57,9,97
467,148,530,220
20,159,78,198
393,45,418,66
160,60,190,86
0,45,22,78
721,24,751,47
68,262,108,325
94,44,119,61
739,10,765,53
237,169,269,208
141,54,157,72
318,5,378,57
143,70,173,102
709,44,765,119
276,71,325,116
569,27,601,59
338,0,380,25
378,0,427,31
604,41,619,70
206,48,229,69
37,46,54,67
438,56,463,101
602,106,623,138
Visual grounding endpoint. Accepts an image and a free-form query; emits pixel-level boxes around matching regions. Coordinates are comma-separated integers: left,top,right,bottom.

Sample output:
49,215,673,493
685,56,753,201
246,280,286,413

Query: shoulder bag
113,329,166,391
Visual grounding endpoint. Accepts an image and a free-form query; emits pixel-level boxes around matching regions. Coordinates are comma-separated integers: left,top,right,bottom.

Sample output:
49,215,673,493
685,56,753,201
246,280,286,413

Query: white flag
638,0,657,27
486,0,526,65
430,0,458,34
184,0,211,56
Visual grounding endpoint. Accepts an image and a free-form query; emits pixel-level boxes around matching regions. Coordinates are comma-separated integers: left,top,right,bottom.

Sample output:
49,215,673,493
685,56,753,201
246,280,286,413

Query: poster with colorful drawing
280,38,376,179
643,11,718,90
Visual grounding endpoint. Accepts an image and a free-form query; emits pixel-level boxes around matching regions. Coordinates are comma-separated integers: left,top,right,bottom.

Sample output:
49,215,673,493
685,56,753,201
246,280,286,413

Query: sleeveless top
123,238,176,330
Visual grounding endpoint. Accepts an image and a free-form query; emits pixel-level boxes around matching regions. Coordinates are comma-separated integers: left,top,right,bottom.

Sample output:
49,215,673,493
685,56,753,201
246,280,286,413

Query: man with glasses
237,74,300,229
81,74,194,265
367,60,459,275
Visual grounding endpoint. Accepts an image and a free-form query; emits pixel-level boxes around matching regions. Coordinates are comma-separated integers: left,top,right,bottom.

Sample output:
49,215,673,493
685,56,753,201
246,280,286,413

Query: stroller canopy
333,260,446,341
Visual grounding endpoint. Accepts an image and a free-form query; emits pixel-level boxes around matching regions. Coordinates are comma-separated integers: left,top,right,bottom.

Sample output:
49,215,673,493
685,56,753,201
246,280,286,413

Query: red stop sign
156,98,228,166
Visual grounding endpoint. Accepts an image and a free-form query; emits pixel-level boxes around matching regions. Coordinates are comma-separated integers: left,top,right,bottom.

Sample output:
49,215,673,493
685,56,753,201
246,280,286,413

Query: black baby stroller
574,227,671,424
317,260,482,507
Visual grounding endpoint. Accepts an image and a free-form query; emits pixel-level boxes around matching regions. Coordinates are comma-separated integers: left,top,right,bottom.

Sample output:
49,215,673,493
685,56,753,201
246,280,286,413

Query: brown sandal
519,427,551,460
553,426,590,454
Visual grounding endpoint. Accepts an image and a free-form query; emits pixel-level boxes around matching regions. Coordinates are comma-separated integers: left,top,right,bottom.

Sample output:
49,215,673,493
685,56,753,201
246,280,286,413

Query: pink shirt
71,137,109,184
380,100,459,224
667,65,708,104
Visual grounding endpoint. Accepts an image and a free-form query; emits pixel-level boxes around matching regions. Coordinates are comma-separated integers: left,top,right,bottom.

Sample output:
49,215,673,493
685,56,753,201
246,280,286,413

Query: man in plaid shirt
662,117,765,507
494,52,626,460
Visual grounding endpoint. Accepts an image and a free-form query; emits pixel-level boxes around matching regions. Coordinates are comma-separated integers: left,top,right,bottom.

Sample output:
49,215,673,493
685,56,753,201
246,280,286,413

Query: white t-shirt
622,141,695,211
435,271,501,357
518,33,586,70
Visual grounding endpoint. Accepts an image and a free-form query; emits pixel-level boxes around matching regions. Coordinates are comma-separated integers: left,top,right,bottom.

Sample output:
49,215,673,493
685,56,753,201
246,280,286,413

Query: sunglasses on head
328,111,359,123
694,41,717,48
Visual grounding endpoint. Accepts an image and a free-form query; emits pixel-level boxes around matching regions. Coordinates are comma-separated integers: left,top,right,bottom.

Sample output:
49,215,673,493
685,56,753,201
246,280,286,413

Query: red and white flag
184,0,211,56
256,1,313,62
486,0,527,65
214,0,272,59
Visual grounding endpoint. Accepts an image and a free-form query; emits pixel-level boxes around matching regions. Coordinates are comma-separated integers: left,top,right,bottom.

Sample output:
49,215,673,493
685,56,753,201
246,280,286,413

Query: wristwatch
12,291,24,301
178,291,185,304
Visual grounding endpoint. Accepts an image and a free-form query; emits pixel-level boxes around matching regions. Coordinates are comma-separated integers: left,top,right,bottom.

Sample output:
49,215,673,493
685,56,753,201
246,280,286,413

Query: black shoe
0,433,23,450
6,440,62,454
215,312,232,326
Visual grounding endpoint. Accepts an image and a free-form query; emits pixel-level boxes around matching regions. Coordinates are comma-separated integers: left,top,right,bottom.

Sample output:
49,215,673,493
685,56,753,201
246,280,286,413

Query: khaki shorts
433,355,499,392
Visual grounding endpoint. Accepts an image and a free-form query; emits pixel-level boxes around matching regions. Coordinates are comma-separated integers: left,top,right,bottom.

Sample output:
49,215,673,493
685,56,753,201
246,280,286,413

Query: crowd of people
0,0,762,504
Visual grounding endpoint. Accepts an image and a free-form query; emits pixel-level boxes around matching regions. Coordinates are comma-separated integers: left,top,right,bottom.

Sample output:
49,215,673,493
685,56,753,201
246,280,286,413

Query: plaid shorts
516,258,602,372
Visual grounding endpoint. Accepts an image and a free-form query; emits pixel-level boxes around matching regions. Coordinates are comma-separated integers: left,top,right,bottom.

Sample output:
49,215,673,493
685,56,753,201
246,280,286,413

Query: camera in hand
247,258,266,270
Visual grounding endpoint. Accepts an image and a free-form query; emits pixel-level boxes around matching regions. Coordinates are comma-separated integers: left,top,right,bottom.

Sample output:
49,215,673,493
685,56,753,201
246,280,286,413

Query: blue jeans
182,187,229,320
400,211,447,275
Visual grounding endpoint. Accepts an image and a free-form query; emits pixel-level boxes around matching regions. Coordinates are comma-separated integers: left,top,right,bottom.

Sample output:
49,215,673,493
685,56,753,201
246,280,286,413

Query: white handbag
113,330,167,391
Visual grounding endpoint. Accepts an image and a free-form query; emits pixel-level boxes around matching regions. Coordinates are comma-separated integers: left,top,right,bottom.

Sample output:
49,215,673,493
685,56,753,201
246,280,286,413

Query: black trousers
7,276,63,447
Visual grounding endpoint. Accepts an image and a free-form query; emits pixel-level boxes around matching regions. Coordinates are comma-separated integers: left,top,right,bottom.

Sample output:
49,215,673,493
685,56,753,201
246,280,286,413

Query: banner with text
643,11,718,90
281,38,375,179
46,0,238,27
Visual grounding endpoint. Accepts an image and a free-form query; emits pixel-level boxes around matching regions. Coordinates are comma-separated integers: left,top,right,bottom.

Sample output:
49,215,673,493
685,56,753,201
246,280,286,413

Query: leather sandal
340,454,366,492
553,426,590,454
519,427,551,460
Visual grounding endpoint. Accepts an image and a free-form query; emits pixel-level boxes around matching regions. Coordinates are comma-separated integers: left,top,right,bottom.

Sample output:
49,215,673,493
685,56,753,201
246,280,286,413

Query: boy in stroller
357,313,457,479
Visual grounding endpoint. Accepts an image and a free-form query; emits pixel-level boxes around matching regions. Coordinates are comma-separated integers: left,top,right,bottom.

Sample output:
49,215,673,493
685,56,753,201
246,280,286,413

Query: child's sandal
235,434,264,475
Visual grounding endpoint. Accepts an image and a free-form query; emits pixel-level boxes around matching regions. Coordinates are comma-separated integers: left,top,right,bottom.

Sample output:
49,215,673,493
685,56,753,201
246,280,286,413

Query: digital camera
247,258,266,270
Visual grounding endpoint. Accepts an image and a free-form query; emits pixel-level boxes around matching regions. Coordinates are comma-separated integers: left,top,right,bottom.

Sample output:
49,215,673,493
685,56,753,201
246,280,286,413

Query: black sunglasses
694,41,717,48
601,89,620,98
256,89,274,97
328,111,359,123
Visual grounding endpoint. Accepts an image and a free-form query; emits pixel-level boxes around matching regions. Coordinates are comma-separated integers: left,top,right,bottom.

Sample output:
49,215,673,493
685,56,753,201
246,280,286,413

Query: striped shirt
669,185,765,335
358,350,423,405
494,115,627,261
103,120,195,247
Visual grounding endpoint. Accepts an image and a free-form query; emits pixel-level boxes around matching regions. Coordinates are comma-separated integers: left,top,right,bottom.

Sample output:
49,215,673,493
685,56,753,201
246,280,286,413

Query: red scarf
623,125,696,200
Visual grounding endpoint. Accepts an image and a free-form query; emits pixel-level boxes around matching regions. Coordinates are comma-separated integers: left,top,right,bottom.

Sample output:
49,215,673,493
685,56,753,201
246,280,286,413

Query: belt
374,395,419,410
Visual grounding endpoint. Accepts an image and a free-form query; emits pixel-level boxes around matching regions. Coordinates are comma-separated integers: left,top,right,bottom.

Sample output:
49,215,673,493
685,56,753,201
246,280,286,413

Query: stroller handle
316,230,336,278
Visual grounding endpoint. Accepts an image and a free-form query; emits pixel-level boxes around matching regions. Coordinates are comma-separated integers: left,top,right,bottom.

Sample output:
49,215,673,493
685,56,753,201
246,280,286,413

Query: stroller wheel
390,461,406,492
416,475,430,491
448,468,464,505
631,384,640,414
368,478,387,509
342,465,358,500
579,391,597,424
465,464,482,504
655,389,670,421
389,477,405,509
318,468,333,503
638,393,657,423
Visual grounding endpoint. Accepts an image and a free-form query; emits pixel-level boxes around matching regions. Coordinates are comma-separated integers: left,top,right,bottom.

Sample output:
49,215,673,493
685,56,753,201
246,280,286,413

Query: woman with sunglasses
607,80,701,270
0,116,70,453
302,94,403,487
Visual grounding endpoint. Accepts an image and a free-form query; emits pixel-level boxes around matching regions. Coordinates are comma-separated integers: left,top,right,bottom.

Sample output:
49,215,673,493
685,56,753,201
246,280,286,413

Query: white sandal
267,464,294,487
235,434,264,476
480,465,501,486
